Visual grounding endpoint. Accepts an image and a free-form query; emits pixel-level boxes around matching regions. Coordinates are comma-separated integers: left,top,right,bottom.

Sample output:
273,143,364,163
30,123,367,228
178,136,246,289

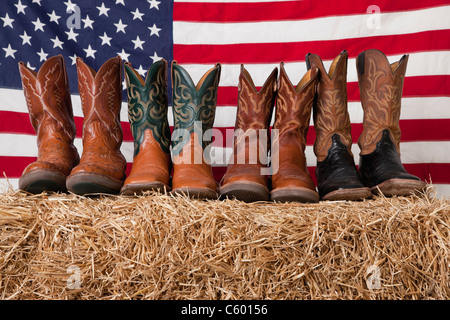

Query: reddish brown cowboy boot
270,62,319,203
18,55,79,194
120,60,171,195
66,56,127,195
357,49,426,196
220,65,277,202
306,51,371,201
171,62,221,199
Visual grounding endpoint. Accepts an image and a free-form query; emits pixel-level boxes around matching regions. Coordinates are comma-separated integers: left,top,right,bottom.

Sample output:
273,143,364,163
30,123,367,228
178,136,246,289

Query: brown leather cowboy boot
219,65,277,202
270,62,319,202
357,49,426,196
18,55,79,194
171,61,221,199
66,56,127,195
120,60,171,195
306,51,372,201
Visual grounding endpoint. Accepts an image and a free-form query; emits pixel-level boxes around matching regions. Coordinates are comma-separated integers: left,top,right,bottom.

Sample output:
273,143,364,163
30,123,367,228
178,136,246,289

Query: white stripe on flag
173,6,450,44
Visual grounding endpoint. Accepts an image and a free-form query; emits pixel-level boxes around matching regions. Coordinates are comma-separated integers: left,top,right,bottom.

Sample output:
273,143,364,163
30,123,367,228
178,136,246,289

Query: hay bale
0,185,448,300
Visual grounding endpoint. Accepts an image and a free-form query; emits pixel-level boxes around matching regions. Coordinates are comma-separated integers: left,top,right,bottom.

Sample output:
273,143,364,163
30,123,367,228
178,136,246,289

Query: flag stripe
174,30,450,64
174,0,450,23
173,6,450,45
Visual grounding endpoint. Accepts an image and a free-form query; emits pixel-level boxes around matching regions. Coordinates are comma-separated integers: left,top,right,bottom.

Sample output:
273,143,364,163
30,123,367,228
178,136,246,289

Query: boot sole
171,187,218,200
271,187,319,203
322,187,372,201
220,181,270,203
19,170,67,194
120,182,171,195
371,178,426,197
66,172,124,195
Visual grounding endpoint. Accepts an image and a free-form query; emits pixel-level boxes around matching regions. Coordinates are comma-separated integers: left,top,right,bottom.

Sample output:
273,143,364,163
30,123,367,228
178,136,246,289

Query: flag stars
82,15,94,29
131,8,144,21
148,0,161,10
150,52,161,63
116,0,126,5
26,62,36,71
51,36,64,49
32,18,46,32
15,0,28,15
48,10,61,24
117,49,130,61
66,28,79,42
99,32,113,46
97,3,110,17
132,36,145,50
3,44,17,59
20,31,32,45
84,45,97,59
69,54,78,66
114,19,127,33
64,0,77,13
148,24,161,37
1,13,15,29
136,65,147,77
37,48,48,62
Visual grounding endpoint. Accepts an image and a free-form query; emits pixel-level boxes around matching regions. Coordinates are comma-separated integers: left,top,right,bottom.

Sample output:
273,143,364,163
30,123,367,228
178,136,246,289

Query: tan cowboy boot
120,60,171,195
66,56,127,195
220,65,277,202
357,49,426,196
171,61,221,199
270,62,319,203
306,51,371,201
18,55,79,194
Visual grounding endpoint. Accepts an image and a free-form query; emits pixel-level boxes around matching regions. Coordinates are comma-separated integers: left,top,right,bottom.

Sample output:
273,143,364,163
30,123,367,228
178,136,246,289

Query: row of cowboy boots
18,49,425,201
220,49,426,202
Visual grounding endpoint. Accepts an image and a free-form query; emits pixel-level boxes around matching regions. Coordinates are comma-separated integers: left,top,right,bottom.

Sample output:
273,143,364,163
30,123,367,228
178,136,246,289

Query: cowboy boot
120,60,171,195
171,61,221,199
18,55,79,194
66,56,127,195
219,65,277,202
357,49,426,196
270,63,319,203
306,51,372,201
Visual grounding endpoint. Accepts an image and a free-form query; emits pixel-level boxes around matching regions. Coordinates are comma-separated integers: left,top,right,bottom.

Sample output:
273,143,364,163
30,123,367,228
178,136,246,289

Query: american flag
0,0,449,198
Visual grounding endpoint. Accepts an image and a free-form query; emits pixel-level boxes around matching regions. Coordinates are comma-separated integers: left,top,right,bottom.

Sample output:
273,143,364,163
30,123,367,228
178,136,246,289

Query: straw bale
0,184,448,300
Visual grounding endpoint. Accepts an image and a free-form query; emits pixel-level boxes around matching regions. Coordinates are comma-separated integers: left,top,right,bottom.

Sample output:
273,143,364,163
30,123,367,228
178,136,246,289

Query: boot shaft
231,66,277,166
171,62,221,156
357,49,409,155
18,55,76,144
306,51,353,161
235,65,277,131
274,62,318,145
124,60,170,156
76,56,123,151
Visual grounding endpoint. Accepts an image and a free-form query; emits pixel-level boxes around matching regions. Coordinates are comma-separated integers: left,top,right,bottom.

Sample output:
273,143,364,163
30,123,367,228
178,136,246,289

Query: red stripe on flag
174,0,449,23
174,30,450,64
